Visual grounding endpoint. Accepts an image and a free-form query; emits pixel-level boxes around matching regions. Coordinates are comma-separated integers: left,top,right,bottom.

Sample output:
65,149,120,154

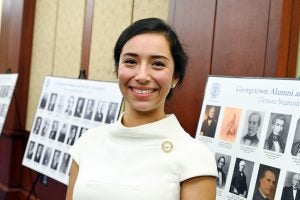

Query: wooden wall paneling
0,0,35,130
0,0,35,199
287,0,300,78
274,0,293,77
167,0,217,136
264,0,293,77
80,0,95,77
212,0,270,76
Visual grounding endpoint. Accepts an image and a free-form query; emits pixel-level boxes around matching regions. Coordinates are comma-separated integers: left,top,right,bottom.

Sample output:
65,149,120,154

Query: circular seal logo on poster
210,82,220,99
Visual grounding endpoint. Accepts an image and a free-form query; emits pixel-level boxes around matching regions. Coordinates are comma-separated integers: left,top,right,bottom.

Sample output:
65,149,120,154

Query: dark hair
113,18,188,97
272,114,285,125
217,156,226,165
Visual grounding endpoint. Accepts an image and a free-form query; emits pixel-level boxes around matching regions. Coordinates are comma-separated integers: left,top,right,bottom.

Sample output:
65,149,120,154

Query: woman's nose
135,65,150,82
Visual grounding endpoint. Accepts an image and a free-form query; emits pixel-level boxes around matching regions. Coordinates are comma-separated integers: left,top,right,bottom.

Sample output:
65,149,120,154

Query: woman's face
118,33,177,114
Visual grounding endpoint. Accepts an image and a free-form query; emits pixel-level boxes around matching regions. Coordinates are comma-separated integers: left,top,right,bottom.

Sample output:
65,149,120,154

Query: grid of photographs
196,76,300,200
22,76,123,185
0,74,18,134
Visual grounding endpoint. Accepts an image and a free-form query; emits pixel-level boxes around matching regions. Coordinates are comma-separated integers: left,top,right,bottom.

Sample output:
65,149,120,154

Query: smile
131,88,155,94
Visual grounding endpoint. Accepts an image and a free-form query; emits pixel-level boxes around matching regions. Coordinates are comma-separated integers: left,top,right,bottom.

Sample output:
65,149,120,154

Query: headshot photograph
33,143,44,163
32,116,42,135
58,123,68,143
240,110,264,147
42,147,52,166
264,113,292,153
105,102,118,124
229,158,254,198
74,97,85,118
47,93,58,112
291,118,300,157
26,141,35,160
83,99,95,120
219,107,241,142
49,120,59,140
200,105,221,138
94,100,106,122
64,95,75,116
50,150,61,170
253,164,280,200
215,152,231,189
40,118,51,137
281,171,300,200
39,92,48,110
59,153,71,175
66,125,78,145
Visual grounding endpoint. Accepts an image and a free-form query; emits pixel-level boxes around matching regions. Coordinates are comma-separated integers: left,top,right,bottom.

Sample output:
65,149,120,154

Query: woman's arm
65,160,79,200
181,176,216,200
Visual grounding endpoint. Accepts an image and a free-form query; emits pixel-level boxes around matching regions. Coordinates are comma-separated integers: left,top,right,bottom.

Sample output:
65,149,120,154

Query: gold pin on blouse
162,141,173,153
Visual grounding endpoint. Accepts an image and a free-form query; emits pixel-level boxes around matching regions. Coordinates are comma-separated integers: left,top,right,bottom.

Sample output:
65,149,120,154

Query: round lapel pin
162,141,173,153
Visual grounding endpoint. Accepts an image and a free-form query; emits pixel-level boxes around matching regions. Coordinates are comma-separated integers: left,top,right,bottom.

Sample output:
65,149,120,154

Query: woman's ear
172,78,179,88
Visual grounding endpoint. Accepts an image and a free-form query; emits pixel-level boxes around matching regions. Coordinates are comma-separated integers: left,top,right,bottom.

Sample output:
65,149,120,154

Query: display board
0,73,18,134
195,76,300,200
22,76,123,185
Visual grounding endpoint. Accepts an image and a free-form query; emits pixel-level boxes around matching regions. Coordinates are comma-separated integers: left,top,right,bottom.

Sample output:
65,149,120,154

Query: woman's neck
122,109,166,127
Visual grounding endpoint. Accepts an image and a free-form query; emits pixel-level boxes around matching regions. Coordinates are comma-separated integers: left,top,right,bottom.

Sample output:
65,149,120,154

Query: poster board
195,76,300,200
22,76,123,185
0,73,18,134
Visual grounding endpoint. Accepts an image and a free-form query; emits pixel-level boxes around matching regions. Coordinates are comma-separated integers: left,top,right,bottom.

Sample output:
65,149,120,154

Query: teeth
133,88,154,94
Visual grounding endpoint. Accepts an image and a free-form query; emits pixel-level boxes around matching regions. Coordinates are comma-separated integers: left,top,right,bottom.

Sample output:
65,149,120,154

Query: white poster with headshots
195,76,300,200
22,76,123,185
0,73,18,135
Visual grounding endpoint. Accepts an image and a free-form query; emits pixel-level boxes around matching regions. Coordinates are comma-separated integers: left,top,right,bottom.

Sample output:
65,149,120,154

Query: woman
66,18,217,200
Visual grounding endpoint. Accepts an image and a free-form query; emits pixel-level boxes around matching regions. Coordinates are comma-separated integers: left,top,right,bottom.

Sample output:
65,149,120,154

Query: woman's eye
152,61,165,68
124,59,136,65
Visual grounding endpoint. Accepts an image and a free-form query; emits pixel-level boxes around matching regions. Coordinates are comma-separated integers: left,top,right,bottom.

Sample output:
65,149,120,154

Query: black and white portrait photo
59,153,70,175
32,116,42,134
58,123,68,143
83,99,95,120
47,93,58,111
39,92,48,110
74,97,85,118
215,153,231,189
64,96,75,116
94,100,106,122
50,150,61,170
229,158,254,198
105,102,118,124
264,113,292,153
40,118,51,137
281,171,300,200
49,120,59,140
42,147,52,166
34,143,44,163
66,125,78,145
26,141,35,160
240,111,264,147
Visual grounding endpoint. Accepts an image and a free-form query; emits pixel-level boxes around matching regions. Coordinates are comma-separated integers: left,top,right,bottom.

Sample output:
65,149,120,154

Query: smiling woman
66,18,217,200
